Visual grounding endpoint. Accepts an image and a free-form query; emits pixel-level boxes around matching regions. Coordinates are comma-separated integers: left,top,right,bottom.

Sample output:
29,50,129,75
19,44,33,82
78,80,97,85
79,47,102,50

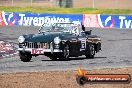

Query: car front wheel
19,52,32,62
49,54,58,61
86,44,95,59
59,45,70,61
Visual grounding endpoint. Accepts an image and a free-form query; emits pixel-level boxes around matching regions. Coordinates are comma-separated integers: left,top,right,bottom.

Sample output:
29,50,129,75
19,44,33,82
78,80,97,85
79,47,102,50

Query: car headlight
54,37,61,44
96,37,101,41
18,36,25,43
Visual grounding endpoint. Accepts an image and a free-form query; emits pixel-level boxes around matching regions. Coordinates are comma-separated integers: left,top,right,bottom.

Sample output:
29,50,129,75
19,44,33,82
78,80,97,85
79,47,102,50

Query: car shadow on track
41,56,107,61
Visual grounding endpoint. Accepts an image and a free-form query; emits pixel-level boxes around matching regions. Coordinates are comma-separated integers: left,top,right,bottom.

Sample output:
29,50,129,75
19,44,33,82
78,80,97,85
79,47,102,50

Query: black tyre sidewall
19,52,32,62
59,45,70,61
86,44,95,58
76,75,87,85
49,54,58,61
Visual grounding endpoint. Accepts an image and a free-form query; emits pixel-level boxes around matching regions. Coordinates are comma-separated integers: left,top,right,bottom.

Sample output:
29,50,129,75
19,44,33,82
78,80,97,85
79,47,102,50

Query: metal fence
0,0,54,7
74,0,132,9
0,0,131,9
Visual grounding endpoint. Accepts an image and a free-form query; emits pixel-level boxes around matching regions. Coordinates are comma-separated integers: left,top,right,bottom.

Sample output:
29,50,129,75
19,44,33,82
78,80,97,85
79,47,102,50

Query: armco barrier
0,11,132,29
83,14,132,29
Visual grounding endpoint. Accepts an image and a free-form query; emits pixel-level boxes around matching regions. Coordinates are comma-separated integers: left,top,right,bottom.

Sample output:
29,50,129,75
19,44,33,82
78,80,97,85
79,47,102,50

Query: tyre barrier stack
0,41,18,59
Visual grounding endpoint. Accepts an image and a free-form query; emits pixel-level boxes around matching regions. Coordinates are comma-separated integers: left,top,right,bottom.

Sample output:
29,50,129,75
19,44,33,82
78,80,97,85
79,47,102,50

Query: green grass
0,6,132,14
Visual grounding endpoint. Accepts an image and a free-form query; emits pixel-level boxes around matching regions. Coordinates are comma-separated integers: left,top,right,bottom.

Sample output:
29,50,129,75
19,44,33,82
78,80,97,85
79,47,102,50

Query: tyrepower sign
0,11,82,26
83,14,132,29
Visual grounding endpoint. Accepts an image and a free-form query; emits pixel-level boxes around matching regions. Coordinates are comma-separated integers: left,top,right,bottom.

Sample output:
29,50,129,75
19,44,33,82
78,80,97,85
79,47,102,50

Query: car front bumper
18,48,62,54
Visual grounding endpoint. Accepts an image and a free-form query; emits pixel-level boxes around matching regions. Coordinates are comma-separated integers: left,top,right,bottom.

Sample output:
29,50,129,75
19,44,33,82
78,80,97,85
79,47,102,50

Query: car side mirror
85,30,92,35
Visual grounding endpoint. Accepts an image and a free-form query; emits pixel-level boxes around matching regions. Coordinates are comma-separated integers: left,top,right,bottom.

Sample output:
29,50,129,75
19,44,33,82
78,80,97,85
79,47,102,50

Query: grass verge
0,6,132,14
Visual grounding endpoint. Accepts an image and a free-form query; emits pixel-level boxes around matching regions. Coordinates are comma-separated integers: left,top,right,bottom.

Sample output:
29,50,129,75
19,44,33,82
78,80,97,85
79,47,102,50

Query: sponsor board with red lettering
31,49,45,54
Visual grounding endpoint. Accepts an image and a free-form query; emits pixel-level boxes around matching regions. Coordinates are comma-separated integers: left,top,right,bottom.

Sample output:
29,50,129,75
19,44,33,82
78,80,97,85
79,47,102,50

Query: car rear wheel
59,44,70,61
19,52,32,62
86,44,95,59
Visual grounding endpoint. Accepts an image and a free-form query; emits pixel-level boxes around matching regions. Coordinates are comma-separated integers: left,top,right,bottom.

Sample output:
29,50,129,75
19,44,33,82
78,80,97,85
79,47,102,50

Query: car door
78,37,87,51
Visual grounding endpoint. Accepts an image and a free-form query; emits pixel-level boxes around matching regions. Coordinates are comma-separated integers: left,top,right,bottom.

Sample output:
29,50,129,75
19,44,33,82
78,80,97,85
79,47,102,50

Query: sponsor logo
1,11,82,26
2,12,17,26
8,12,17,25
31,49,44,54
19,14,70,26
98,15,115,28
98,14,132,28
104,16,115,28
119,16,132,28
76,68,131,85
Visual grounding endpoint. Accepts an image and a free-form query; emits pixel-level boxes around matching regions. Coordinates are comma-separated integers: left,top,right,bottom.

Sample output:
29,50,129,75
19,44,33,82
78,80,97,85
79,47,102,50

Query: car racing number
79,38,86,49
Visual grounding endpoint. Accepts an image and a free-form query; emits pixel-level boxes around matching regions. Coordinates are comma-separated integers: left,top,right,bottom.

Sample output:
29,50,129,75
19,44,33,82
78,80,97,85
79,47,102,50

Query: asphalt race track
0,26,132,73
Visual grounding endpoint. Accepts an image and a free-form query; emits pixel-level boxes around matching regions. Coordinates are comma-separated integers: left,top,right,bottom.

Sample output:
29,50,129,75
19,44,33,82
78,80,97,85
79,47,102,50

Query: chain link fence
0,0,131,9
74,0,132,9
0,0,54,7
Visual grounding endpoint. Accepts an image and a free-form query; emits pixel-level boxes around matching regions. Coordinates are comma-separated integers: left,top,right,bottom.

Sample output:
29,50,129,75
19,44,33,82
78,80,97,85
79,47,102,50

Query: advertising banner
0,11,83,26
0,11,6,26
83,14,100,28
0,11,132,29
83,14,132,29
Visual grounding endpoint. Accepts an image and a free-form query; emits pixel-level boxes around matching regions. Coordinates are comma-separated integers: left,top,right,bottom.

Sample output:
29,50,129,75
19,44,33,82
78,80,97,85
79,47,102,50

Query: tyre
76,75,87,85
49,54,58,61
59,44,70,61
86,44,95,59
49,56,58,61
19,52,32,62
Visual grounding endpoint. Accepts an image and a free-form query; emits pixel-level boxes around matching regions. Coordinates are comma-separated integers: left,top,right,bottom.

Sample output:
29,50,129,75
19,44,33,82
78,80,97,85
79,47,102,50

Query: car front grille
24,42,50,49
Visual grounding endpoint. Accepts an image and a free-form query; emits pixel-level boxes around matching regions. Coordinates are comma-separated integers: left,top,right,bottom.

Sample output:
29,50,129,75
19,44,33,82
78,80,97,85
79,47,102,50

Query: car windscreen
39,23,73,33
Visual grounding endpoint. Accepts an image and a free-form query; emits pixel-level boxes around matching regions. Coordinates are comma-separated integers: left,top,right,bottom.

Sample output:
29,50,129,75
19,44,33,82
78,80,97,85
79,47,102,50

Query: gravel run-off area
0,67,132,88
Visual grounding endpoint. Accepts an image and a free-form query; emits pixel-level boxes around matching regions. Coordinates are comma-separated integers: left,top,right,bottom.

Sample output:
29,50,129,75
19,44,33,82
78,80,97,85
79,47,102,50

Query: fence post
12,0,13,6
115,0,117,8
93,0,95,8
31,0,33,6
50,0,53,8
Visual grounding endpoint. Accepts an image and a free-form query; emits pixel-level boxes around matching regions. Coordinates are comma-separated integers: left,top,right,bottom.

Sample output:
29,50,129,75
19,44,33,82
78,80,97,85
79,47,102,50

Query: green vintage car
18,23,101,62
